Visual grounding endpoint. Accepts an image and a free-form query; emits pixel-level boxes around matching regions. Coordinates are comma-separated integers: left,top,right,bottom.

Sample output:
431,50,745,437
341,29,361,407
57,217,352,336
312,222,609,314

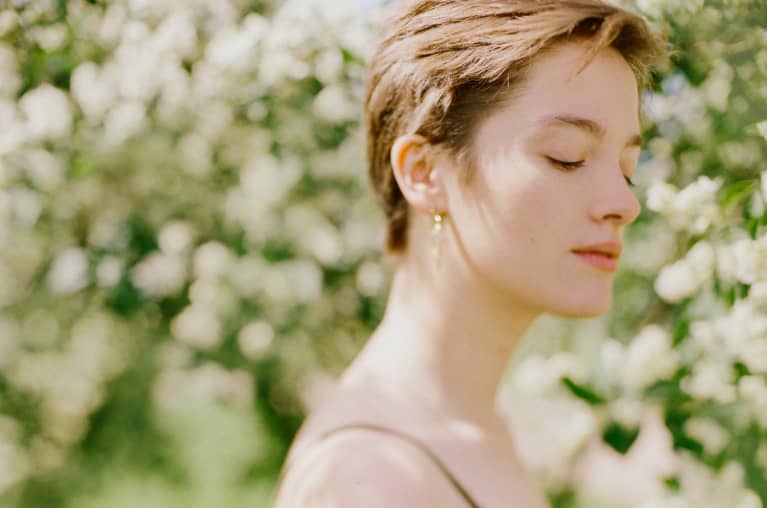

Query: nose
590,169,642,226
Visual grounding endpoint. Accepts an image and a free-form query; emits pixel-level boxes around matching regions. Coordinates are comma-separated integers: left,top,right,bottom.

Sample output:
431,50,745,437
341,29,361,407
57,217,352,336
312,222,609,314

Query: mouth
572,250,619,272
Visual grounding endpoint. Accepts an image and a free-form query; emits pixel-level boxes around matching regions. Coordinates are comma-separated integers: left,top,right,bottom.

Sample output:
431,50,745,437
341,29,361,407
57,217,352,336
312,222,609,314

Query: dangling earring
431,211,445,270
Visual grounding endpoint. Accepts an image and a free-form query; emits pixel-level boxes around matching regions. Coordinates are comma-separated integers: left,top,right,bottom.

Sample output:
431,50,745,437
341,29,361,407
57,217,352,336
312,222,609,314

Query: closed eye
546,156,585,170
547,156,636,188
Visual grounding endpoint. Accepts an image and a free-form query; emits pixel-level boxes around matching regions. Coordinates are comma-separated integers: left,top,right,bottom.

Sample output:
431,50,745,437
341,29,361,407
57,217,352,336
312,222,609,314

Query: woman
273,1,666,506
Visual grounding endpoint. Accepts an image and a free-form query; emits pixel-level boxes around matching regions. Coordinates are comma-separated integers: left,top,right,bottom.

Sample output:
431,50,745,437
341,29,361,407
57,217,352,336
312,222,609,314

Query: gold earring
431,211,445,269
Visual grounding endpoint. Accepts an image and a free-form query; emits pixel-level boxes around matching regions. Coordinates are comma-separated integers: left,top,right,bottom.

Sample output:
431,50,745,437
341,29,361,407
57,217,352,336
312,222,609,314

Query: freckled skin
443,42,642,318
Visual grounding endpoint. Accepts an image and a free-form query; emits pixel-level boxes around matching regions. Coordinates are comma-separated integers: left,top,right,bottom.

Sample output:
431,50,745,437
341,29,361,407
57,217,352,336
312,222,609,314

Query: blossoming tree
0,0,764,507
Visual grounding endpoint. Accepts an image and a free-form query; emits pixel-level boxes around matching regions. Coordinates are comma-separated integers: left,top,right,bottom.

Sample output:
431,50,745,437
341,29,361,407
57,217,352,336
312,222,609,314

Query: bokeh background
0,0,766,507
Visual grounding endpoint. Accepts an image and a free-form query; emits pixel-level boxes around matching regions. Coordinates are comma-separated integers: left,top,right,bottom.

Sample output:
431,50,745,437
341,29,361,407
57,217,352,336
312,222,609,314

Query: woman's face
443,41,642,318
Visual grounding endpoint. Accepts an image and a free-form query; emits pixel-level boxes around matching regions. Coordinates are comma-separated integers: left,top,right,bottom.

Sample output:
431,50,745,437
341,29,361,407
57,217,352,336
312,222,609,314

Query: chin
548,294,613,319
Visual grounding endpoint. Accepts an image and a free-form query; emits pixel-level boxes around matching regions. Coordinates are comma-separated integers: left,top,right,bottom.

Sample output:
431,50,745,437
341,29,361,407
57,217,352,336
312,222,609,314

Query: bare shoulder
272,428,470,508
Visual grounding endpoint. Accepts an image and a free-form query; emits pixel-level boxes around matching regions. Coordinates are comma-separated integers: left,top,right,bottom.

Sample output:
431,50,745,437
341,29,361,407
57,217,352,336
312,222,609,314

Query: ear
390,134,448,215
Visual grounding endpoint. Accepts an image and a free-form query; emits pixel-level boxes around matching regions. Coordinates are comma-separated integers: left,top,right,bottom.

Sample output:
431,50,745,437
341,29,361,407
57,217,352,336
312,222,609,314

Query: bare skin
273,40,642,508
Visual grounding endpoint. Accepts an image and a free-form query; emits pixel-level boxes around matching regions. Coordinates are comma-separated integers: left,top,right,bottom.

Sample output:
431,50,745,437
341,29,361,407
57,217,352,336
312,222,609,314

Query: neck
341,246,540,430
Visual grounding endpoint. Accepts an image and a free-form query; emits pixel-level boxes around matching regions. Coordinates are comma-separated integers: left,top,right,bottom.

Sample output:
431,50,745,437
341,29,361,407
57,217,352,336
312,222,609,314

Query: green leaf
720,179,758,215
663,476,681,492
672,318,690,347
561,377,606,405
602,421,640,455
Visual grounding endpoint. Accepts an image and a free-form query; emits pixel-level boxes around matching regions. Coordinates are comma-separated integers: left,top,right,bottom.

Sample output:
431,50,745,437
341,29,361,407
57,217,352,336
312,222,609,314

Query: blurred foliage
0,0,765,507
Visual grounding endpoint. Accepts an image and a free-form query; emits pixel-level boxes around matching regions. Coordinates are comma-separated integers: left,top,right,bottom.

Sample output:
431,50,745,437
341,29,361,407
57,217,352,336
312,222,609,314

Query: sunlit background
0,0,766,507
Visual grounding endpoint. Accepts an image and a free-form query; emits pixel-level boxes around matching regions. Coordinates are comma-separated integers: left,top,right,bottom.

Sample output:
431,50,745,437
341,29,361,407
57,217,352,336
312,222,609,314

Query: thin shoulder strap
313,422,482,508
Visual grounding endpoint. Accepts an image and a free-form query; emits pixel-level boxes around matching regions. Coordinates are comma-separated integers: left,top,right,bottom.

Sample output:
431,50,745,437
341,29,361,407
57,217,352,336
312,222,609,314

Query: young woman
273,1,666,506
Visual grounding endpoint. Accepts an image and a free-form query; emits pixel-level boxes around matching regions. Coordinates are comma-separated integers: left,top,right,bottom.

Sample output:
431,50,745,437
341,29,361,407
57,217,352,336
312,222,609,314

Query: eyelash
546,157,636,188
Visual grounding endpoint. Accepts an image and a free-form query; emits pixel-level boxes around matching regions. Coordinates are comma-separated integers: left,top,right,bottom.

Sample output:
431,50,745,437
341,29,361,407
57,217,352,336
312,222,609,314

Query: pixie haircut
365,0,666,254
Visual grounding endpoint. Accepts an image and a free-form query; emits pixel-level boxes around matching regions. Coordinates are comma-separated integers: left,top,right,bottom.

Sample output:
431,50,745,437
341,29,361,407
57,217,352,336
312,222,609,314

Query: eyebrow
537,114,643,147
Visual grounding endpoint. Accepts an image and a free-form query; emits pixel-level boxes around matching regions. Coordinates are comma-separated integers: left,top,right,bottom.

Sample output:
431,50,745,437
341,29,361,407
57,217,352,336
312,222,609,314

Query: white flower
103,100,147,146
597,338,626,389
756,121,767,143
188,279,238,317
738,334,767,375
29,23,68,53
623,221,677,276
19,84,72,140
702,61,733,112
152,12,198,60
547,351,589,384
170,305,222,350
205,14,267,72
684,417,729,455
0,44,21,98
647,177,722,234
95,256,123,288
237,321,274,360
98,4,127,45
47,248,89,294
505,393,597,480
623,325,678,393
608,397,644,428
314,48,345,85
357,261,386,297
682,358,736,403
731,237,767,285
655,241,715,303
0,99,26,155
158,221,195,256
636,0,665,17
128,0,167,19
9,187,42,228
511,352,586,395
313,85,358,123
178,132,213,177
0,11,18,38
257,48,310,87
193,241,234,280
230,156,301,220
131,252,186,297
739,376,767,404
226,256,267,299
747,281,767,306
20,148,64,191
677,177,723,234
686,241,716,274
71,62,116,120
646,180,677,214
715,241,740,284
635,496,691,508
739,376,767,428
655,260,700,303
282,260,323,303
153,363,253,408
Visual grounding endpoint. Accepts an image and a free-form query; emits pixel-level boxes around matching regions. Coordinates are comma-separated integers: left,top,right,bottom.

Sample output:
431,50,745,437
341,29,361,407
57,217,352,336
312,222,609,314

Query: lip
573,251,618,272
571,241,622,273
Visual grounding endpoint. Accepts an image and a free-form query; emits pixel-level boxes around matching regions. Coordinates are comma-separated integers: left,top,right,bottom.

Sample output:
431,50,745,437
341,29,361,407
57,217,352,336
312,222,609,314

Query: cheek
457,157,564,263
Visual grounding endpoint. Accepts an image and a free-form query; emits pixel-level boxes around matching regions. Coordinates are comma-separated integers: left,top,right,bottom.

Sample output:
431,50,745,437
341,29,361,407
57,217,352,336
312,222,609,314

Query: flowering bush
0,0,384,506
0,0,764,507
506,1,767,506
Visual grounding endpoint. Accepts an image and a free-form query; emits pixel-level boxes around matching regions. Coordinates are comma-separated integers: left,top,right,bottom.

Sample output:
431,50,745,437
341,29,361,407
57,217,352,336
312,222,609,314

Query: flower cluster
506,0,767,505
0,0,385,505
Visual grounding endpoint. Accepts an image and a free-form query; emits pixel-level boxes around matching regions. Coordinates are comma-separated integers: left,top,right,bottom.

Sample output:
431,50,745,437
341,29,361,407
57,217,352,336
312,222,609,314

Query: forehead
479,42,640,143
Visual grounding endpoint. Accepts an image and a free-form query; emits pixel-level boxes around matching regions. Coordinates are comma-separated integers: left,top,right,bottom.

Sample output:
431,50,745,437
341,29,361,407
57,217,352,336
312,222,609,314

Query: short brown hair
364,0,666,253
